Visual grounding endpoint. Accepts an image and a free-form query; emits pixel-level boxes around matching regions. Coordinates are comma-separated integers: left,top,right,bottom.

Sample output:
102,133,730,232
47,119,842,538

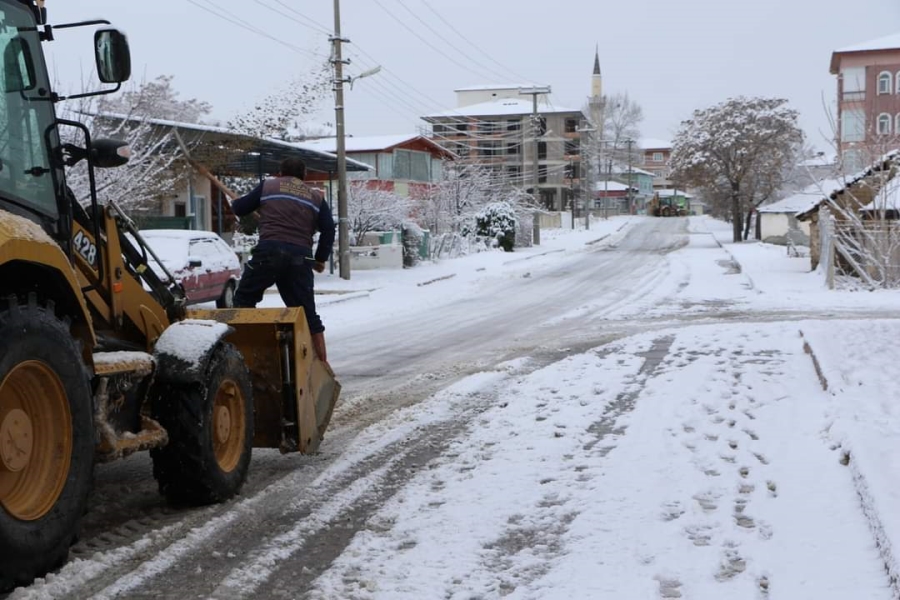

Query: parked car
137,229,242,308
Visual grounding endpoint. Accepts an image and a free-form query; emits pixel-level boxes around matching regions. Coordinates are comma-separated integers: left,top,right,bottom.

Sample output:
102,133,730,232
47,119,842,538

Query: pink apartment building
830,32,900,170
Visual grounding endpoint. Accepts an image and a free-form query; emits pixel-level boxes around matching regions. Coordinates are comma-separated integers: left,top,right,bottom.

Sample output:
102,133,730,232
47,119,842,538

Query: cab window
0,5,57,216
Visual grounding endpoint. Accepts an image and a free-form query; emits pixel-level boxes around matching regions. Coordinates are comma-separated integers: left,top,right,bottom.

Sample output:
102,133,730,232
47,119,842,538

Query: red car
138,229,242,307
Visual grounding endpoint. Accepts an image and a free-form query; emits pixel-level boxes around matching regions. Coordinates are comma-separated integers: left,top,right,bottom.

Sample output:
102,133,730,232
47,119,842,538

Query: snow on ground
288,216,900,599
15,215,900,599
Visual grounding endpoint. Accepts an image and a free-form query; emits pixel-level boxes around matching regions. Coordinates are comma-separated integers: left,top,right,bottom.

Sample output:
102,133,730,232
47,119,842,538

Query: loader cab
0,1,130,237
0,0,62,225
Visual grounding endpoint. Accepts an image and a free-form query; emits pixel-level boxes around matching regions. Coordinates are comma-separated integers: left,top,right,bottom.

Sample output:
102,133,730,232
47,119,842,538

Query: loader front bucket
187,307,340,454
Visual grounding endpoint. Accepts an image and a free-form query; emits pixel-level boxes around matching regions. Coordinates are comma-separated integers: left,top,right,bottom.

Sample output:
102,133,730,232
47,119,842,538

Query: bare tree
670,96,804,242
581,91,644,186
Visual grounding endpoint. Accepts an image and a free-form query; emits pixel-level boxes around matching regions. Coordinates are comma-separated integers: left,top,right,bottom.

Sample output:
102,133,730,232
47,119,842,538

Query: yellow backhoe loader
0,1,339,590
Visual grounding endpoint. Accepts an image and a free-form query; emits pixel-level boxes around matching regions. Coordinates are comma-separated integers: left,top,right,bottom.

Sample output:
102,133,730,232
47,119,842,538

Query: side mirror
189,258,202,268
94,28,131,84
91,138,130,168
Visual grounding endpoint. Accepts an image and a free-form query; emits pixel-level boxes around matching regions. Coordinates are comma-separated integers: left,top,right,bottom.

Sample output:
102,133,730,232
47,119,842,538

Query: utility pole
625,138,634,214
576,121,595,231
519,85,550,246
331,0,351,279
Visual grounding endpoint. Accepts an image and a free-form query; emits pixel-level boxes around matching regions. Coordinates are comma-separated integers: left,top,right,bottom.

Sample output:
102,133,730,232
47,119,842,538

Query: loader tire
151,343,253,506
0,295,94,593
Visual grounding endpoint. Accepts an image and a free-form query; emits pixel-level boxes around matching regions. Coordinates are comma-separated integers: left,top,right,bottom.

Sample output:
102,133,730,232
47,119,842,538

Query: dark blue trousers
233,241,324,334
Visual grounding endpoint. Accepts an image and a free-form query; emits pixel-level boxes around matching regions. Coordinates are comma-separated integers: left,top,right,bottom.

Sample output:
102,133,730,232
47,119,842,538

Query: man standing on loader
232,157,333,366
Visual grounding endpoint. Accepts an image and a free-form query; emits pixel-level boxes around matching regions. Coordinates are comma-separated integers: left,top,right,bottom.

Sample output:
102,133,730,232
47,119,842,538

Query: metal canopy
92,113,371,176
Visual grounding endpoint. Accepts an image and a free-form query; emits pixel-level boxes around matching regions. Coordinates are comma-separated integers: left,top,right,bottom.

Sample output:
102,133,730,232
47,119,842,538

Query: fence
822,204,900,288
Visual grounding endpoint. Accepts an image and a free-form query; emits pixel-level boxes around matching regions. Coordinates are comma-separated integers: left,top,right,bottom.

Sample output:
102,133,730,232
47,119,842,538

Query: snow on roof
862,175,900,211
639,138,671,150
301,134,449,155
424,98,582,119
610,164,655,177
93,112,372,171
757,178,850,215
834,31,900,54
454,83,544,92
657,188,692,198
594,181,636,192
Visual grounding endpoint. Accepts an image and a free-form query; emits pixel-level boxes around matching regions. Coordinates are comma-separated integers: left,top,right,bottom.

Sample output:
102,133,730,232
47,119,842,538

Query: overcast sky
47,1,900,151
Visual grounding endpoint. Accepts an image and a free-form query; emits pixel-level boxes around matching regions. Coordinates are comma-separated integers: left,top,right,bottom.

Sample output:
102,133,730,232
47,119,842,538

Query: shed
758,179,847,246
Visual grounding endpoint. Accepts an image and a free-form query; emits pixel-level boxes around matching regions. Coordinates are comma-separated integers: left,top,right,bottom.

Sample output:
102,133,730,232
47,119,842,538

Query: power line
370,0,516,85
185,0,326,60
393,0,518,84
254,0,332,36
418,0,535,84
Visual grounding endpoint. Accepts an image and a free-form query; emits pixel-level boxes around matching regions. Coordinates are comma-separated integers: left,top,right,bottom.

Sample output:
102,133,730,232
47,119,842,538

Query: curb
801,330,900,597
417,273,457,287
502,248,565,265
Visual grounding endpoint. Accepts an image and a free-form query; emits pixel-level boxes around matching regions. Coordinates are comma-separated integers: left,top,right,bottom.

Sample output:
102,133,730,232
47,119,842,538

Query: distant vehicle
139,229,242,307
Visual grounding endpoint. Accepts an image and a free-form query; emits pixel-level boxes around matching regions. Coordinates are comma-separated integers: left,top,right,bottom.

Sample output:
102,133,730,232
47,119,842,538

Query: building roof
423,98,582,120
797,150,900,219
93,113,371,175
830,31,900,72
301,134,454,158
758,179,849,214
862,174,900,211
834,31,900,54
594,181,636,192
657,188,693,198
453,83,548,92
611,164,655,177
639,138,671,150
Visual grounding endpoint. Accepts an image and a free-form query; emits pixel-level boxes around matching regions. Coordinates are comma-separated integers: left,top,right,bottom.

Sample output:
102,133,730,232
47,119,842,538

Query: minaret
591,45,602,100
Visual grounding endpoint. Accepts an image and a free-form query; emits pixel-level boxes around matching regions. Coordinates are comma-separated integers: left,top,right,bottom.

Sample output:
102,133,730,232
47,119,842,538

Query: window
538,141,547,160
897,71,900,94
432,123,450,135
565,139,580,156
507,142,520,155
652,152,664,162
878,71,893,95
897,114,900,135
0,8,58,217
478,141,501,157
507,119,521,131
506,166,520,180
877,113,892,135
841,66,866,100
538,117,547,136
841,108,865,142
393,149,430,181
453,122,468,133
478,120,500,134
565,163,581,179
565,118,578,133
538,165,548,183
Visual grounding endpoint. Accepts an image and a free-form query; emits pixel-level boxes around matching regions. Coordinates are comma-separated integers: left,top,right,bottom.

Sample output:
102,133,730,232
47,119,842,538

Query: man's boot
311,331,329,367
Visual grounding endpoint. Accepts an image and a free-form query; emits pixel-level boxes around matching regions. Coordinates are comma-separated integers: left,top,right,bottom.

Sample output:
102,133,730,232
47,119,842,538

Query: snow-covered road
8,217,895,599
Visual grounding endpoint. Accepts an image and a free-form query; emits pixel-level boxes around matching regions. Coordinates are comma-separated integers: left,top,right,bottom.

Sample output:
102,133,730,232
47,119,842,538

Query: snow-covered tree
670,96,803,242
227,61,333,142
347,183,412,245
474,201,518,251
60,75,208,212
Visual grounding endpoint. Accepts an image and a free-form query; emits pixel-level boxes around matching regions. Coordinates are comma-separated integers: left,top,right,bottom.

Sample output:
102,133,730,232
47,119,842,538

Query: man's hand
313,261,326,273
